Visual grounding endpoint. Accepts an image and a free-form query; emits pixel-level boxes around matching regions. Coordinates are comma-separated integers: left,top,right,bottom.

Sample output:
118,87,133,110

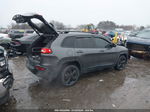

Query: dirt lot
0,56,150,110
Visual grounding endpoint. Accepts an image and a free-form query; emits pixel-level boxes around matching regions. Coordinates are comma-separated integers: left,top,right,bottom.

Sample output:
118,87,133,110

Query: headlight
0,60,6,67
4,50,7,57
3,75,13,89
0,78,5,83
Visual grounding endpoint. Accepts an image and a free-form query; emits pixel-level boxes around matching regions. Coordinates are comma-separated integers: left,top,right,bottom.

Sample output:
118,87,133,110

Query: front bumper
0,90,9,105
0,72,14,105
129,50,150,58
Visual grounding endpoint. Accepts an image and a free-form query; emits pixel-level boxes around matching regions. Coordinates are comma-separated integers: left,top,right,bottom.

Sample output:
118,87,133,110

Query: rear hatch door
12,13,59,61
12,13,58,37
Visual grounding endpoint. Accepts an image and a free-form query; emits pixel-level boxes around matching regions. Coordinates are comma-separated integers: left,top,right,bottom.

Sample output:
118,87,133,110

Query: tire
0,91,10,105
60,65,80,86
115,55,127,70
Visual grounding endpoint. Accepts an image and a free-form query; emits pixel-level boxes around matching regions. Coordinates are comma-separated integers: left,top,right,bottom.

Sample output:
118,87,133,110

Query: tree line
7,20,148,31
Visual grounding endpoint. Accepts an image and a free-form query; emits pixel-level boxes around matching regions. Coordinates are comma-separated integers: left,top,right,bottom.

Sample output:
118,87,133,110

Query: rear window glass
62,37,75,48
75,37,95,48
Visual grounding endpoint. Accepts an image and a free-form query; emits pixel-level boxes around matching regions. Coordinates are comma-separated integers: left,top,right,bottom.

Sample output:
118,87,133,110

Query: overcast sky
0,0,150,27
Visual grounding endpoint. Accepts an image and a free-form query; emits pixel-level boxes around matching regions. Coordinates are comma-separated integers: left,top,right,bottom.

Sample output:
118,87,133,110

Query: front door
93,37,118,67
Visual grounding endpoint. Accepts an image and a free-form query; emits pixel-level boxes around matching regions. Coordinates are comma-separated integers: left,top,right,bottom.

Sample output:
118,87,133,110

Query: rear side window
75,37,95,48
61,37,75,48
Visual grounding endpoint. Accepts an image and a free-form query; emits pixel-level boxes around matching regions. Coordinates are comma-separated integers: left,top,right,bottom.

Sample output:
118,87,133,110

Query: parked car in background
23,30,34,36
13,13,128,86
0,46,13,105
127,30,150,58
0,33,11,49
8,29,34,39
125,31,132,36
10,34,38,55
8,29,25,39
129,31,139,37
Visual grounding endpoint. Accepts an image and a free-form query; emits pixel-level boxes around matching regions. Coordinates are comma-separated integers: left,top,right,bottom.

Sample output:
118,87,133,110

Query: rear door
74,36,100,71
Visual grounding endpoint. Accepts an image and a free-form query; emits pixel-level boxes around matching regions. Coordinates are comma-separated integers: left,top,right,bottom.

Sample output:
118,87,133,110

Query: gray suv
13,14,128,86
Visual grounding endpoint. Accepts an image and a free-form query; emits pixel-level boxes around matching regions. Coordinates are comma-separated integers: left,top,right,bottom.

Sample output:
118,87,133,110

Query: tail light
14,41,21,45
35,66,45,71
41,48,52,54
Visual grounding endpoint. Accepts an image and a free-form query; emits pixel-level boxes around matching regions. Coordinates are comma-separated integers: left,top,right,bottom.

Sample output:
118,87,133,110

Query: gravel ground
0,56,150,110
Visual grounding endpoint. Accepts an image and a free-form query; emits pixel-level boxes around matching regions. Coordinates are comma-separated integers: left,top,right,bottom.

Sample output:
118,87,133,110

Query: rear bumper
26,58,59,81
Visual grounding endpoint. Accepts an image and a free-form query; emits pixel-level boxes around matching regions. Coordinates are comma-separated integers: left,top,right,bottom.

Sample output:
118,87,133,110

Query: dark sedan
127,30,150,58
9,34,38,55
8,29,25,39
0,47,13,105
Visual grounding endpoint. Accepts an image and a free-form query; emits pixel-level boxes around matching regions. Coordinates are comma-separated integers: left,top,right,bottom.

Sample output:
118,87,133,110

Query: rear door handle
76,50,83,53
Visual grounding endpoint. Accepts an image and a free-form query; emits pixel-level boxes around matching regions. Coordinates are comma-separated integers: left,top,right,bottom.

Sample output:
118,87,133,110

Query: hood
12,13,58,37
127,36,150,45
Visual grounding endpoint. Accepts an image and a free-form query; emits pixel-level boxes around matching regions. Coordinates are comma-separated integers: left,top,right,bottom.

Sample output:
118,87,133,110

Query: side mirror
111,43,116,47
106,43,116,48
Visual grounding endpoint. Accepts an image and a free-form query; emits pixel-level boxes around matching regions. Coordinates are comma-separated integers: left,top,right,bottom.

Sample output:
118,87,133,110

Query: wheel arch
58,58,82,72
120,53,128,61
61,60,81,71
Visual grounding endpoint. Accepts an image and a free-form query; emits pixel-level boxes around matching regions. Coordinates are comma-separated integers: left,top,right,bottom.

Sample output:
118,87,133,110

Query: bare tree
8,23,31,29
97,21,116,30
50,20,66,30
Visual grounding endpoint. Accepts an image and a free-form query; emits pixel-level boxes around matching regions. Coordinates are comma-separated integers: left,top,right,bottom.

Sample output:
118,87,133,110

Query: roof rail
57,30,81,34
57,30,98,34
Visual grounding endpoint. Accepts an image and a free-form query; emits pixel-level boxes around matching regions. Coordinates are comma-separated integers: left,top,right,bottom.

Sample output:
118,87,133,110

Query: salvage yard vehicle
127,30,150,58
81,24,98,34
0,47,13,105
8,29,34,39
0,33,11,49
23,30,34,36
10,34,38,55
8,29,25,39
13,13,128,86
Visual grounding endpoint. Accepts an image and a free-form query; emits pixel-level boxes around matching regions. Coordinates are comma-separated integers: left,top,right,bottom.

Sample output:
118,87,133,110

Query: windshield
136,31,150,39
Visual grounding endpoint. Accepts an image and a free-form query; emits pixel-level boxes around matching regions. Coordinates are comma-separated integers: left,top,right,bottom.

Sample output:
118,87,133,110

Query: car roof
59,32,100,37
57,32,112,43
